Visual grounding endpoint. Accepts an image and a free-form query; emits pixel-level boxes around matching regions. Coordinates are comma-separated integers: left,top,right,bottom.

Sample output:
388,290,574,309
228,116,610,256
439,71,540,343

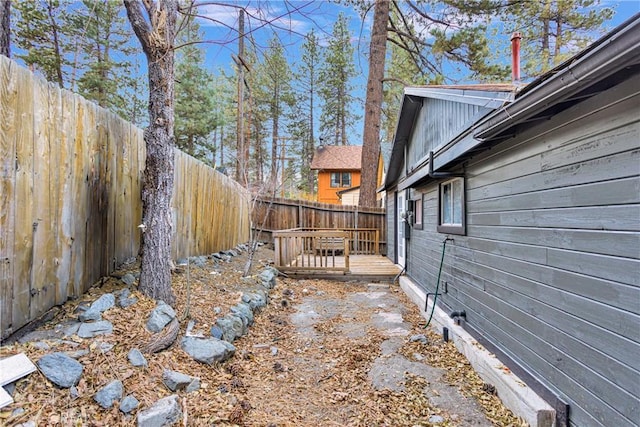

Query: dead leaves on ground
1,247,525,426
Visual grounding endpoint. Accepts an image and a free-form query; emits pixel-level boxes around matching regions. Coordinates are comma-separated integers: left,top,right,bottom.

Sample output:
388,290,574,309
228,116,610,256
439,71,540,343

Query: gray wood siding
404,76,640,427
406,98,490,169
386,190,396,262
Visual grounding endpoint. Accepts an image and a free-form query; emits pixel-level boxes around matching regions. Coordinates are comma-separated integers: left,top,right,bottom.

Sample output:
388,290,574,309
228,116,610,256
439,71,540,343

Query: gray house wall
397,75,640,426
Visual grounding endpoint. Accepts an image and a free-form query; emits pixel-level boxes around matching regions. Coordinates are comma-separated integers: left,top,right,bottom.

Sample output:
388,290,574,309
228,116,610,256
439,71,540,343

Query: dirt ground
0,245,526,426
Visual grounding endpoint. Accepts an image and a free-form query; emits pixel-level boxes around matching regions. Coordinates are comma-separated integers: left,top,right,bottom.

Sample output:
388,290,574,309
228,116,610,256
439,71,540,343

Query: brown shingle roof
310,145,362,170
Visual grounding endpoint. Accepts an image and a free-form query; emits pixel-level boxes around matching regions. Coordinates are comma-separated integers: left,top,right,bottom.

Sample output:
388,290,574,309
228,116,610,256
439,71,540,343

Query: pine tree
174,17,216,164
319,13,358,146
290,29,322,195
124,0,178,306
253,35,294,194
500,0,613,78
70,0,139,116
12,0,72,87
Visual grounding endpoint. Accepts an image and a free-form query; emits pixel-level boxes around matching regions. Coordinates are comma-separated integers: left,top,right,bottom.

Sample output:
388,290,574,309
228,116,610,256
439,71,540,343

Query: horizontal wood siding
0,56,250,338
403,75,640,427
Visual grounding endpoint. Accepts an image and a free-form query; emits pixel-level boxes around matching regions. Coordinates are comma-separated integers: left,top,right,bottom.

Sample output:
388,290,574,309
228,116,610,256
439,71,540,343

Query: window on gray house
413,194,423,230
438,178,465,235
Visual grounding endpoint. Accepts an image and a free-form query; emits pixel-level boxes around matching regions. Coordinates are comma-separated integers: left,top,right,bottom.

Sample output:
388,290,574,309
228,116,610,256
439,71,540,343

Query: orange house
310,145,384,205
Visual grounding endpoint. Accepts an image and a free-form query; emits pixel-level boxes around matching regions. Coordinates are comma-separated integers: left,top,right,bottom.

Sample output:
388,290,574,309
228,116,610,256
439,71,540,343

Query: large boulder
94,380,123,409
137,395,181,427
37,353,83,388
146,301,176,333
181,336,235,365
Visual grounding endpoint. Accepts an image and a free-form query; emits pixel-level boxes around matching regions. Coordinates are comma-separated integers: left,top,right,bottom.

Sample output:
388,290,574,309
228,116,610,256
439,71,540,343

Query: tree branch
123,0,152,55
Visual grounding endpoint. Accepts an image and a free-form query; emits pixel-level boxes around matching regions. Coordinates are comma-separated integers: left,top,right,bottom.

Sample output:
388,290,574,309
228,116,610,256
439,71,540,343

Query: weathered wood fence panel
252,197,386,253
0,56,250,339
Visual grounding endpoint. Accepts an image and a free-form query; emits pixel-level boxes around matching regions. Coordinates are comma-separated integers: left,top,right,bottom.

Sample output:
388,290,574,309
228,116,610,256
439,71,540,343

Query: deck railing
272,228,380,273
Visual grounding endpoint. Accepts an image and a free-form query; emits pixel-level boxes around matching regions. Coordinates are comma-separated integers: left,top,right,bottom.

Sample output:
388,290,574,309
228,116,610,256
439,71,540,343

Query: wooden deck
282,254,402,282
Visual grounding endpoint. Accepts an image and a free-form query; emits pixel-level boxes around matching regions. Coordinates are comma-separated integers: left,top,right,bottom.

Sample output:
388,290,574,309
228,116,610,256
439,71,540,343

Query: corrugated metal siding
406,98,488,169
405,76,640,427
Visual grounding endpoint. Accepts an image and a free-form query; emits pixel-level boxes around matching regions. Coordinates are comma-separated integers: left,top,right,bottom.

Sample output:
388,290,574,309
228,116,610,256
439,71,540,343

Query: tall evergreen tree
500,0,613,78
290,29,322,195
174,17,216,164
69,0,137,116
319,13,358,146
253,35,294,194
12,0,72,87
124,0,178,306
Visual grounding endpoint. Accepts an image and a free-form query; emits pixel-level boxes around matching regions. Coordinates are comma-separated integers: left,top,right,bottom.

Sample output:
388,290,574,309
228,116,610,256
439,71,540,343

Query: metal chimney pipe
511,32,522,84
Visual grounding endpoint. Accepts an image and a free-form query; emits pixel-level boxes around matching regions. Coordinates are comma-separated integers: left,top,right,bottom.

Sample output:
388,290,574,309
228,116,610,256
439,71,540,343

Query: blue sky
193,0,639,144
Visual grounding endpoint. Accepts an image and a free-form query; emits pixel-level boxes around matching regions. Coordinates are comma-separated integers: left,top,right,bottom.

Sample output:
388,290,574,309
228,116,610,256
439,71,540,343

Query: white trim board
0,353,37,409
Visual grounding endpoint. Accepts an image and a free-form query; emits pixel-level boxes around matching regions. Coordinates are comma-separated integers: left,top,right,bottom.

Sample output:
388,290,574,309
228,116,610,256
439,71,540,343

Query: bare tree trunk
124,0,177,306
0,0,10,57
359,0,389,208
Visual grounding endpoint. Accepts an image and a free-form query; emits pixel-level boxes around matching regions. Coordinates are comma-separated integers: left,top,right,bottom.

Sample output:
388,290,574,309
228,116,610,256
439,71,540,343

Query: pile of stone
31,254,278,427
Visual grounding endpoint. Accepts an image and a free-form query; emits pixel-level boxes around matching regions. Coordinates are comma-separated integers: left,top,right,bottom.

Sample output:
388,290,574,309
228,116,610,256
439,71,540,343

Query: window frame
437,177,466,235
330,171,352,188
412,194,423,230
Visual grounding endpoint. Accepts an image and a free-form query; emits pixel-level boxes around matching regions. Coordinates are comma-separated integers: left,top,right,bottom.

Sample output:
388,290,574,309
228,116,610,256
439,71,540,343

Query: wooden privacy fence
0,56,250,339
252,197,387,253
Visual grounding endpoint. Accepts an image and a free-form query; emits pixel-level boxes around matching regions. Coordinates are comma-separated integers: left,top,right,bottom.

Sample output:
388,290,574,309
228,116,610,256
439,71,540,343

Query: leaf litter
0,245,526,426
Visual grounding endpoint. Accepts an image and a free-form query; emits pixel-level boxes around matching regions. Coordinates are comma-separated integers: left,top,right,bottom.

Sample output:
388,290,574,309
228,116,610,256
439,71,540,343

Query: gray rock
176,258,188,266
137,394,181,427
37,352,83,388
4,381,15,396
96,341,114,353
410,334,428,344
162,370,200,393
128,348,148,367
77,320,113,338
57,321,81,337
15,421,36,427
118,296,138,308
429,415,445,424
146,301,176,333
11,407,25,417
258,268,278,288
70,386,80,400
230,302,254,326
271,346,278,356
94,380,123,409
181,336,235,365
118,288,131,299
65,349,89,359
121,273,136,286
209,326,223,340
79,294,115,322
216,315,244,342
120,395,139,414
32,341,50,351
224,249,239,257
213,306,222,315
211,252,223,260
